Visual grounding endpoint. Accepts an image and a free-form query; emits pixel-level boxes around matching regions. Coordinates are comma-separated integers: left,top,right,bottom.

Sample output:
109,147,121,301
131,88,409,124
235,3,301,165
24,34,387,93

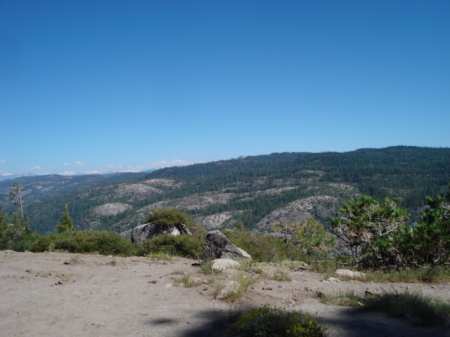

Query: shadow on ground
145,306,450,337
319,306,450,337
144,309,236,337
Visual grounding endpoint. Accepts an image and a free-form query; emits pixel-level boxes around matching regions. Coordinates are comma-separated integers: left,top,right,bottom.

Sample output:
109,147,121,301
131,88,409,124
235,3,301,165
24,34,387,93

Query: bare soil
1,251,449,337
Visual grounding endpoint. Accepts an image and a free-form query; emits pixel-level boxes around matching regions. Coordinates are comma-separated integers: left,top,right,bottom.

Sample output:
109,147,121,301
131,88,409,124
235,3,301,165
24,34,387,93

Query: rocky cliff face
254,196,342,233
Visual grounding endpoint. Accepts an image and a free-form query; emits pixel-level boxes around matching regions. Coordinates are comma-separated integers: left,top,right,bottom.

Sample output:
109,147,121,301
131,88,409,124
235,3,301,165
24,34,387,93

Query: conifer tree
9,182,28,230
57,205,75,233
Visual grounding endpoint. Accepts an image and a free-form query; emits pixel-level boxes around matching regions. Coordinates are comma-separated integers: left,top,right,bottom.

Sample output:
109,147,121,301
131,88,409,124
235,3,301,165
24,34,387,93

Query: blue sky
1,0,449,176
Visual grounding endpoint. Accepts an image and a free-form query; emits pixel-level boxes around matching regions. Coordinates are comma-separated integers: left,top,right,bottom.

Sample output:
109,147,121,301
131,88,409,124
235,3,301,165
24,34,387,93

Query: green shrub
1,229,39,252
0,204,39,252
405,184,450,267
236,306,326,337
146,208,192,226
273,217,335,255
137,233,205,259
223,229,309,263
9,231,38,252
330,185,450,270
30,231,137,256
146,208,204,234
30,234,54,252
330,195,409,269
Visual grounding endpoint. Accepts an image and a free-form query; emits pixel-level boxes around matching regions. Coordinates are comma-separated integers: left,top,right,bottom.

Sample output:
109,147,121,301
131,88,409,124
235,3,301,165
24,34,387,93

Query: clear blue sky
1,0,449,176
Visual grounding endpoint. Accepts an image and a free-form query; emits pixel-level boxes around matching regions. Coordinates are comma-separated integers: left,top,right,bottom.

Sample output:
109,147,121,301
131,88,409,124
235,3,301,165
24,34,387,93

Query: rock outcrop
131,222,192,245
203,230,251,261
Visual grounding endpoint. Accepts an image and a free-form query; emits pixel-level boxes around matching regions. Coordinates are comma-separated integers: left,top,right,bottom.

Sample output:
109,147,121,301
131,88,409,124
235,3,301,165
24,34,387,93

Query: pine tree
57,205,75,233
9,182,27,230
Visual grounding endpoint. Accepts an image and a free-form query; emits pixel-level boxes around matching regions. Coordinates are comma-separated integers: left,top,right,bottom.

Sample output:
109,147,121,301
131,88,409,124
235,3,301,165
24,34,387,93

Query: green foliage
146,208,193,227
236,306,326,337
0,204,13,249
56,205,75,233
7,231,38,252
30,231,136,256
330,195,409,269
223,228,309,263
136,233,205,259
0,204,37,251
9,182,26,225
330,185,450,270
294,218,335,253
273,217,335,255
406,184,450,266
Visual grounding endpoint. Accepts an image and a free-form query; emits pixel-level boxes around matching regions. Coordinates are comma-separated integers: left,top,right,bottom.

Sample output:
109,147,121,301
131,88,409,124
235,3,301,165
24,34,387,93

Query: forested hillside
1,146,449,235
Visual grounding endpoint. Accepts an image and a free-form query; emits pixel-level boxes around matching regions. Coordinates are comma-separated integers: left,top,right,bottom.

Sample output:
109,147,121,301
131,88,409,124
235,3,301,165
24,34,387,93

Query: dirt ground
1,251,449,337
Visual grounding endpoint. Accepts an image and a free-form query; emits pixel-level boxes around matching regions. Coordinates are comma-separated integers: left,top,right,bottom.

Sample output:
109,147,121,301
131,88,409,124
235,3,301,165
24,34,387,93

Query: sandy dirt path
1,251,449,337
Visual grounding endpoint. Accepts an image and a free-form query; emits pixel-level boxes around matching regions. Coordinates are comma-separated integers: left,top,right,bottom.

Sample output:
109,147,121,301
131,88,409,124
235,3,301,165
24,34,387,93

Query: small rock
326,277,341,283
292,261,312,271
148,280,157,284
91,322,106,327
365,288,381,296
335,269,366,279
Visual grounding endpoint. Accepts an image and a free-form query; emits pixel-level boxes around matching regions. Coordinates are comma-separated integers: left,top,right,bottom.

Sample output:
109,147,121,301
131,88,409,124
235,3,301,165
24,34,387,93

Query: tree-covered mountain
1,146,449,235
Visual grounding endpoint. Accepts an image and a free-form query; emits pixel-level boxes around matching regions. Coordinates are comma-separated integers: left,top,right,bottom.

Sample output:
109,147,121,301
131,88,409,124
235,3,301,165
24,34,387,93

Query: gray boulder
131,222,191,245
211,258,240,270
203,230,251,261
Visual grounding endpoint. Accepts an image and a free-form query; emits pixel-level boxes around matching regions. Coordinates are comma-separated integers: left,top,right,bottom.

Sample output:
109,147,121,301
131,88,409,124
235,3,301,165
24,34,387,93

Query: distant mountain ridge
0,172,36,182
1,146,449,235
